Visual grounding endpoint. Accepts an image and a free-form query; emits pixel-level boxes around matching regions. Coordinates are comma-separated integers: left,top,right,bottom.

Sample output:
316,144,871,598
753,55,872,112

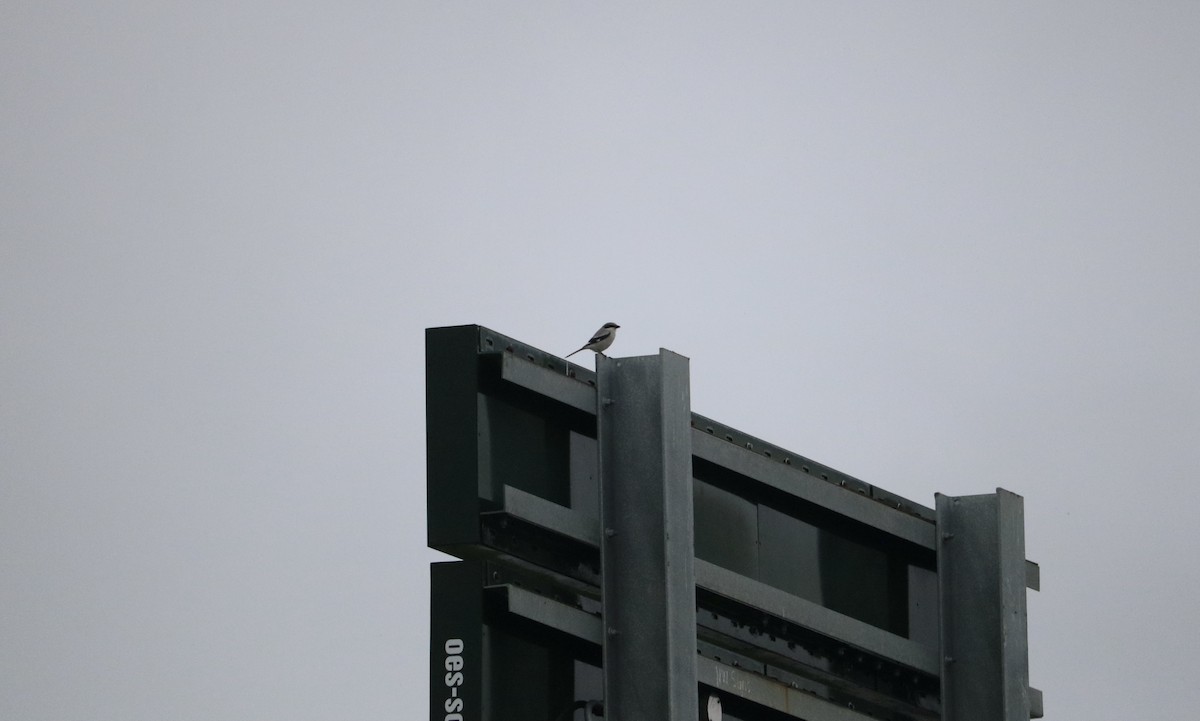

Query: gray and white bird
565,322,620,358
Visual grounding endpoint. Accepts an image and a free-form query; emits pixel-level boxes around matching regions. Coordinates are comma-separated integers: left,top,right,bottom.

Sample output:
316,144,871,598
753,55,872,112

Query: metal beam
692,413,936,522
937,489,1031,721
493,583,603,645
501,485,600,546
696,560,939,675
495,584,886,721
597,351,698,721
693,430,937,550
497,352,598,413
695,656,882,721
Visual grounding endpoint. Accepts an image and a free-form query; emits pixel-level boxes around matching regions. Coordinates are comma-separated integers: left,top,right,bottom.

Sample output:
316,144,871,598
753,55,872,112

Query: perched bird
565,322,620,358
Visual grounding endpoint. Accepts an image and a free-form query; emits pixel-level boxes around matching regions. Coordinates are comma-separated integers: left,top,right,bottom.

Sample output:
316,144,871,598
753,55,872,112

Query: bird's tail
565,347,583,358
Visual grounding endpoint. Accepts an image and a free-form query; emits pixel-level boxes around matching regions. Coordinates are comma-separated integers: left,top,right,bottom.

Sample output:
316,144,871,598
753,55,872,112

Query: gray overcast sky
3,3,1197,719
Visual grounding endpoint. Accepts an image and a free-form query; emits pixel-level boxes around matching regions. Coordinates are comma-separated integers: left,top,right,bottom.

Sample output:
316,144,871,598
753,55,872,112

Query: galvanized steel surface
597,351,698,721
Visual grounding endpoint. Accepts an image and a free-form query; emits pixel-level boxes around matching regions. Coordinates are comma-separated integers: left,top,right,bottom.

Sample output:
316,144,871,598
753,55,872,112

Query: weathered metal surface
696,657,884,721
692,430,937,550
426,326,1042,720
697,560,940,676
937,490,1031,721
597,351,698,721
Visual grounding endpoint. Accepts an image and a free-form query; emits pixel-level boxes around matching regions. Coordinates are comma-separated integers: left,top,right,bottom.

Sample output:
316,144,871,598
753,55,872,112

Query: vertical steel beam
936,489,1031,721
597,351,698,721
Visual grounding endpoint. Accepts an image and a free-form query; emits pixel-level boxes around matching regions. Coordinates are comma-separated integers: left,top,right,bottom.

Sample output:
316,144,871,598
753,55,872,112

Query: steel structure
426,325,1042,721
597,352,697,721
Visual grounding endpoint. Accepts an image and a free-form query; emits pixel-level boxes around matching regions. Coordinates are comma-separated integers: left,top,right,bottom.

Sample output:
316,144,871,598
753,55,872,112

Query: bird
565,322,620,358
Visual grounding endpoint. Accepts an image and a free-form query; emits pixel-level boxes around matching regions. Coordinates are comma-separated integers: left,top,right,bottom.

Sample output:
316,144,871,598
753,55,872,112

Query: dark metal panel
426,326,484,549
696,560,940,675
486,587,606,717
481,620,574,721
477,392,570,506
430,561,484,721
569,432,600,519
597,351,698,721
906,564,940,652
692,430,937,550
694,478,759,579
816,522,908,636
757,505,822,605
936,489,1031,721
